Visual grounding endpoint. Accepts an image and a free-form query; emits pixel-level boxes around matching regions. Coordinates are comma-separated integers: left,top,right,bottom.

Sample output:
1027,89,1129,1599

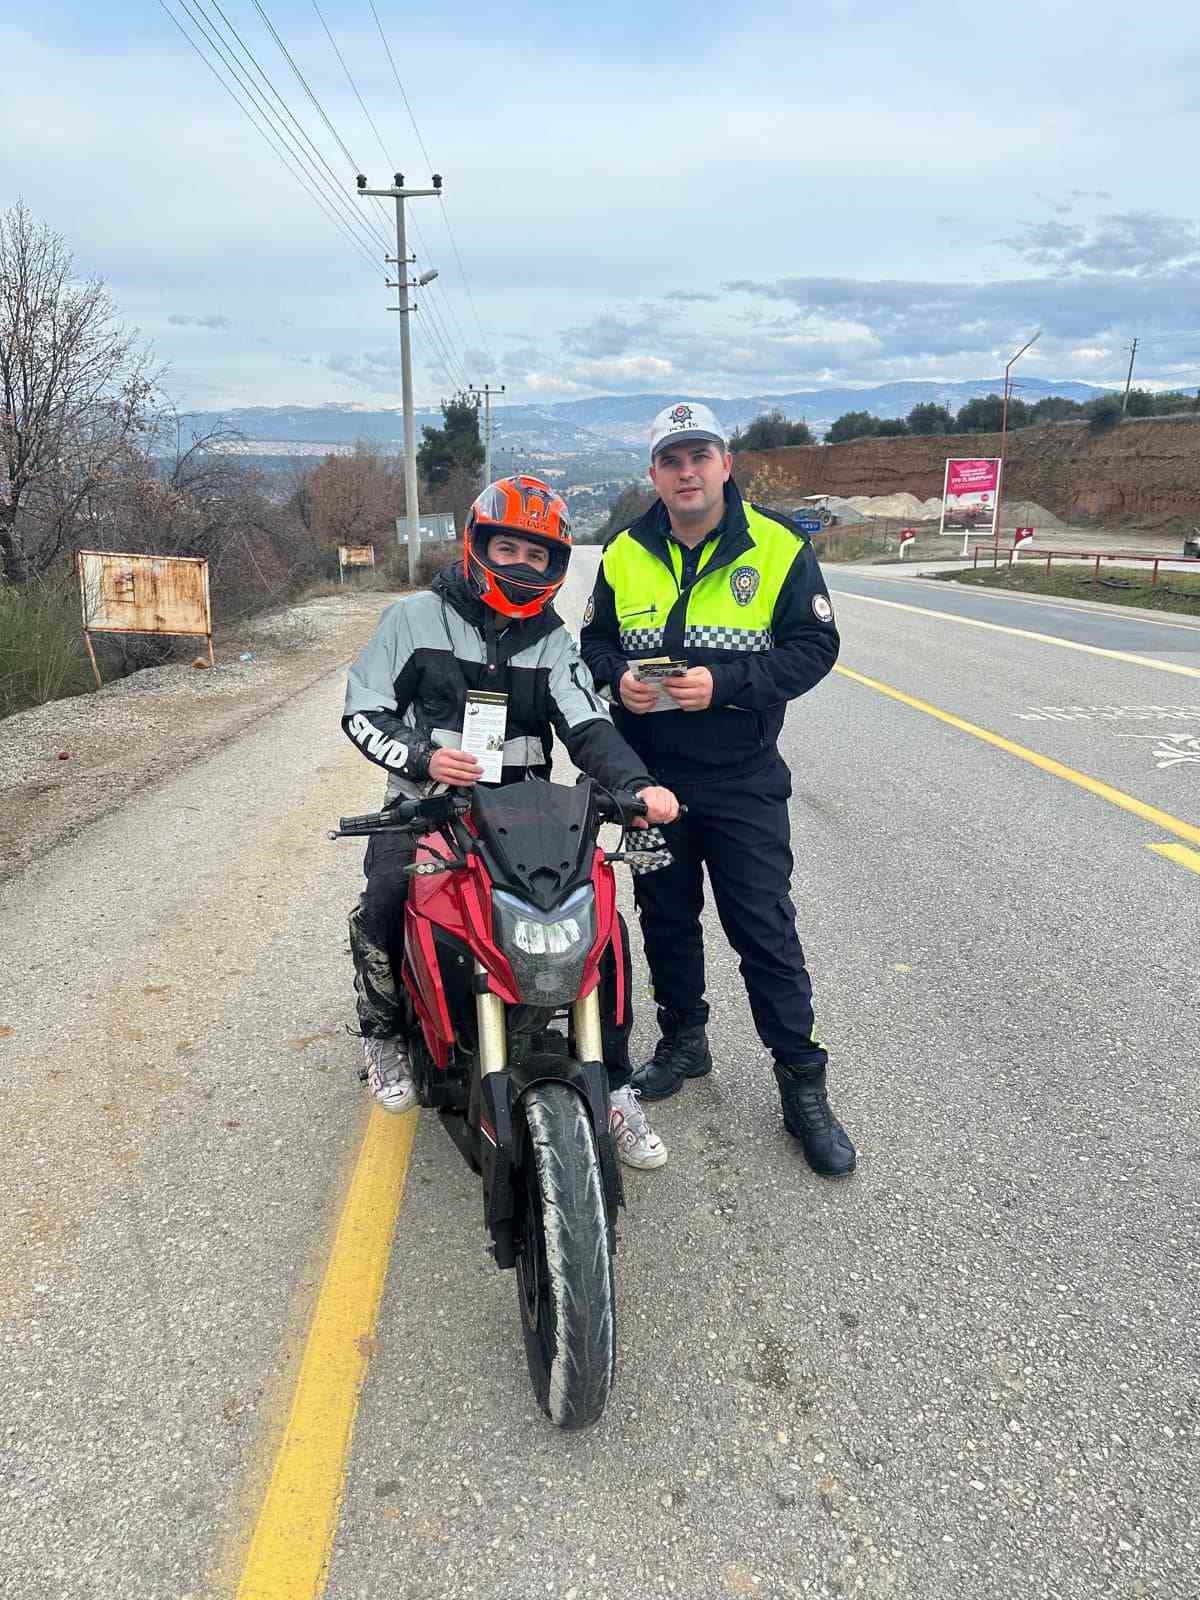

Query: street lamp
996,329,1041,557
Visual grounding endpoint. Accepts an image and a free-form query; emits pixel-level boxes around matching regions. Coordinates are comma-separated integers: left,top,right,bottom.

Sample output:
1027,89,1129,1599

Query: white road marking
846,569,1200,635
830,590,1200,681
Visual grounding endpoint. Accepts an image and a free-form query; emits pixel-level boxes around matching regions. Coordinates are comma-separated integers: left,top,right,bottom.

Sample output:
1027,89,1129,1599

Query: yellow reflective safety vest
580,483,839,781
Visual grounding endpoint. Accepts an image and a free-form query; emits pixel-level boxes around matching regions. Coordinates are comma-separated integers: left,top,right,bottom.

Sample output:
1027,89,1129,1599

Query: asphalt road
1,549,1197,1600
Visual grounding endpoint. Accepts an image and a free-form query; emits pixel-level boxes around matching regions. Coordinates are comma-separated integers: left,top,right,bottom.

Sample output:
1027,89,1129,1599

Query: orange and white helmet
464,475,572,621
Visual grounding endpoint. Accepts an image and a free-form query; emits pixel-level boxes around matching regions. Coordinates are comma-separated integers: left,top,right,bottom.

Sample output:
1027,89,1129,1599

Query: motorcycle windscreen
471,778,597,912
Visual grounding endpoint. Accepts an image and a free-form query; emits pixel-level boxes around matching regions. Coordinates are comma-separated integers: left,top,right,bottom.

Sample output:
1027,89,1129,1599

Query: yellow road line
830,590,1200,680
236,1108,418,1600
834,664,1200,850
1147,842,1200,875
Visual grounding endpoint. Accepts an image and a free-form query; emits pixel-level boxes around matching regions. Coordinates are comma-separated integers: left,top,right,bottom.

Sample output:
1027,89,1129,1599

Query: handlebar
330,786,683,841
331,791,466,838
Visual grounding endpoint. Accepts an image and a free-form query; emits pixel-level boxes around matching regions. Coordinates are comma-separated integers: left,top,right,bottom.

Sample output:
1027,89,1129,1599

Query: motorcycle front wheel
514,1080,616,1430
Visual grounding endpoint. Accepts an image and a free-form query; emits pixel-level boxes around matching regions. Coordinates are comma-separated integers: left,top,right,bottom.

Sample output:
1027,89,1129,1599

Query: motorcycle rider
581,402,856,1179
342,474,680,1170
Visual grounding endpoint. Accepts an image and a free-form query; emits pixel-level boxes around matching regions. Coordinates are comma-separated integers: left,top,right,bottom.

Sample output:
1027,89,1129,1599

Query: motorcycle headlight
492,884,595,1005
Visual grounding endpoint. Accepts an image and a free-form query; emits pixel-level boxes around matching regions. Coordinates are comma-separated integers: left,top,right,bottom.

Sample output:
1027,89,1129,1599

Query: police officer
580,403,856,1178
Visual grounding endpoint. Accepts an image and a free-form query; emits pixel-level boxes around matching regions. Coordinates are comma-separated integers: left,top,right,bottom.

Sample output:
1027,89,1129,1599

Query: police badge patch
730,565,759,606
582,595,595,626
812,594,834,623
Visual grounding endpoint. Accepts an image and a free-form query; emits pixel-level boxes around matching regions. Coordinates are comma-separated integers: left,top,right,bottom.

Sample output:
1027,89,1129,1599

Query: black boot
631,1019,713,1101
774,1065,856,1179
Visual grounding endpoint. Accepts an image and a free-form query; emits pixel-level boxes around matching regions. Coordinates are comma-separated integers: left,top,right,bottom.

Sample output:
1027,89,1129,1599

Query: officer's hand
619,670,659,714
662,667,714,711
632,785,680,828
429,748,484,786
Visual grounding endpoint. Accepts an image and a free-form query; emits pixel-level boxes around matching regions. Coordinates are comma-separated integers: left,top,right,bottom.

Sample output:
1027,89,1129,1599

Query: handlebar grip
337,800,421,833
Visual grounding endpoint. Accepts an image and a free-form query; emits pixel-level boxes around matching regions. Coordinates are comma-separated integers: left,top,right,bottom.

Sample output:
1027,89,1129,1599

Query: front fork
475,968,621,1268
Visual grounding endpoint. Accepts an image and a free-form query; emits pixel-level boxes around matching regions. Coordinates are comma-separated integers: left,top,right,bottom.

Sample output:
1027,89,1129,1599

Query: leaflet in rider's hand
631,656,688,713
461,690,508,783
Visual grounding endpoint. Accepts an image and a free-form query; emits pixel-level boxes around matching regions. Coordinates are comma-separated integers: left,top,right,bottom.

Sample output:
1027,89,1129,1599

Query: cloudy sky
4,0,1199,410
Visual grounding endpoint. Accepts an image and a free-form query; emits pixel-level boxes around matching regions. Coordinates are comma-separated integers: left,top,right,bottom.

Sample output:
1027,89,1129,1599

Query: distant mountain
192,378,1113,457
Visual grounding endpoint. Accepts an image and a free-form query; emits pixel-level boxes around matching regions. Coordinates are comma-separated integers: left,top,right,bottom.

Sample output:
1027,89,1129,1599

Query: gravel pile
821,493,1066,529
840,492,940,520
1003,499,1064,529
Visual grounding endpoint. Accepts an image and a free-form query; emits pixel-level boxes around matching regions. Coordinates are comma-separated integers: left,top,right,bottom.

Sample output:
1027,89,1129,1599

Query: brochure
631,656,689,713
460,690,509,782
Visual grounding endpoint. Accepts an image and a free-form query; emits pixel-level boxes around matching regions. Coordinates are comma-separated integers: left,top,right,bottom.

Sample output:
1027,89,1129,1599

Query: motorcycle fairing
470,780,597,912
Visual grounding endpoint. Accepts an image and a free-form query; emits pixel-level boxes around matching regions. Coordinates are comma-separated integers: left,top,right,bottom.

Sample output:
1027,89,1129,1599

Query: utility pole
996,329,1041,560
1121,338,1139,414
469,383,505,486
357,171,443,584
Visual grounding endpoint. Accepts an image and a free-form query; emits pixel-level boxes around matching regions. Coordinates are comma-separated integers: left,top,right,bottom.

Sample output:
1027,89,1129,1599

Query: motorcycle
331,777,670,1430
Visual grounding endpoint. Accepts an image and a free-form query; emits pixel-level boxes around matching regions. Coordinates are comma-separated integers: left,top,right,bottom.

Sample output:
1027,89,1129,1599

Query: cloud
664,290,720,303
1004,210,1200,276
722,251,1200,366
167,313,231,330
324,349,403,384
561,313,671,359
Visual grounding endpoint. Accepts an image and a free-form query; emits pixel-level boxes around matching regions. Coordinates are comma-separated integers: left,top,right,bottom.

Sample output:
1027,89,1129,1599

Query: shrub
1086,395,1124,434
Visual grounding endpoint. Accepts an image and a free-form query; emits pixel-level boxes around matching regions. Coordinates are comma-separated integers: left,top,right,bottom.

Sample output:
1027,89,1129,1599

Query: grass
0,575,96,717
934,562,1200,618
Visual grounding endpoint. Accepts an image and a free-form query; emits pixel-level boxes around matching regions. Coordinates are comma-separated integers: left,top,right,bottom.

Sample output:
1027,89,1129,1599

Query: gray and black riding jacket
342,565,655,803
580,480,840,784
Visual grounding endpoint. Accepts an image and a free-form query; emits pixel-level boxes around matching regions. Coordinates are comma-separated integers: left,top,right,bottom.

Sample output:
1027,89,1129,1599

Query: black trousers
349,831,635,1089
632,756,827,1072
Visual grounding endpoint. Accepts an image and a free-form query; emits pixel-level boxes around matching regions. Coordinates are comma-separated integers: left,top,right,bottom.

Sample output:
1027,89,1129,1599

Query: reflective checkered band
619,627,665,652
683,625,773,652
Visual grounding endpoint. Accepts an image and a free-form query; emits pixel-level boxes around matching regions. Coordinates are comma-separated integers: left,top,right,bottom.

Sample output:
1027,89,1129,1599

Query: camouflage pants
348,831,634,1087
348,833,414,1039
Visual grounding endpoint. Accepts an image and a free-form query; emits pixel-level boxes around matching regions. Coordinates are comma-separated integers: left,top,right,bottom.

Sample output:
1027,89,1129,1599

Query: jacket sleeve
341,600,435,782
545,631,656,794
708,541,840,710
579,556,629,702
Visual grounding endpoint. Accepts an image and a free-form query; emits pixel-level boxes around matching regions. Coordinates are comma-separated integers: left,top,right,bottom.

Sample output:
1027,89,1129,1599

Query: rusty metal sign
339,544,376,570
78,550,212,636
76,550,214,687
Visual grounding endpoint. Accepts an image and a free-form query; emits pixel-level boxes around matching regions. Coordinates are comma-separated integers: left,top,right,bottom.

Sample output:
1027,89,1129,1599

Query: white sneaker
609,1084,668,1170
362,1036,417,1114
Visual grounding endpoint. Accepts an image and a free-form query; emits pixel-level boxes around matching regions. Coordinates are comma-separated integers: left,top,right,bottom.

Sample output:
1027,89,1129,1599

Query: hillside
734,415,1200,531
190,378,1110,457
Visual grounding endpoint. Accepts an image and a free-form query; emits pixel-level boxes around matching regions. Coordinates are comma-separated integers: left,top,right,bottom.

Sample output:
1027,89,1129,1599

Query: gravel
0,590,389,880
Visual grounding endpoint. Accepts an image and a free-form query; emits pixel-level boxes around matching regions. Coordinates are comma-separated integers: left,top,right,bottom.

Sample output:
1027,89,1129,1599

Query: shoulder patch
812,594,834,624
730,565,760,607
582,594,595,626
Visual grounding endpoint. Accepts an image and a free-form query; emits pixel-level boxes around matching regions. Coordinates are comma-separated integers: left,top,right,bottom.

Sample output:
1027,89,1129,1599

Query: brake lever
604,848,673,868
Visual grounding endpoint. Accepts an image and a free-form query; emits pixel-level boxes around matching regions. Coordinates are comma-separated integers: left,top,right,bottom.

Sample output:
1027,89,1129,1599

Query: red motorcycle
332,778,667,1430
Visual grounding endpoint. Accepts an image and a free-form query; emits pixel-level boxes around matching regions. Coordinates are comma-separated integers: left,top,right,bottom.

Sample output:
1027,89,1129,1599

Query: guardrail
971,546,1200,585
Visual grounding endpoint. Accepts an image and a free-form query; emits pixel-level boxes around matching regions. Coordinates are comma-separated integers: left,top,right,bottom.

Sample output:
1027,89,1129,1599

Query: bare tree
0,200,157,583
308,444,404,550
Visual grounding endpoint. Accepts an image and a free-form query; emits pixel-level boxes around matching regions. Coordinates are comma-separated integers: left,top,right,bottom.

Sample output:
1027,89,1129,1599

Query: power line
365,0,492,359
155,0,383,276
160,0,469,400
302,0,469,390
192,0,391,259
247,0,407,251
251,0,469,391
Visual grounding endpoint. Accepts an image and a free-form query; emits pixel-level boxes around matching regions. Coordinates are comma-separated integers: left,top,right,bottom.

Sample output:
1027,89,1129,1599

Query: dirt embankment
735,416,1200,529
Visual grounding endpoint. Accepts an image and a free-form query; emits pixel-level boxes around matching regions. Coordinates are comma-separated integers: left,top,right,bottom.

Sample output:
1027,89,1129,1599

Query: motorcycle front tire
514,1080,616,1430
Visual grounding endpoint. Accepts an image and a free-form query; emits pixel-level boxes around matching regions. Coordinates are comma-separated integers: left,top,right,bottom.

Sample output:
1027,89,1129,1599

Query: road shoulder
0,592,393,888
